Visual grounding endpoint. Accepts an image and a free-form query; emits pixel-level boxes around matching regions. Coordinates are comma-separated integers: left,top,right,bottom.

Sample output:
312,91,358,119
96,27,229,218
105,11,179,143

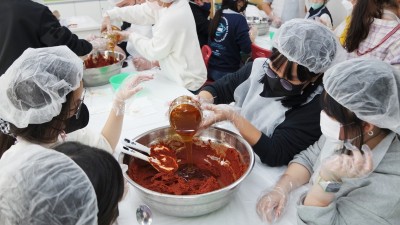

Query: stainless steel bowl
83,51,126,87
119,126,255,217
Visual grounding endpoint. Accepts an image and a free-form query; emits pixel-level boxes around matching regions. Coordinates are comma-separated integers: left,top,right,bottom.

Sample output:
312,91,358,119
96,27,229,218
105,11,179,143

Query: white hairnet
275,18,345,74
0,46,83,128
324,58,400,134
0,144,98,225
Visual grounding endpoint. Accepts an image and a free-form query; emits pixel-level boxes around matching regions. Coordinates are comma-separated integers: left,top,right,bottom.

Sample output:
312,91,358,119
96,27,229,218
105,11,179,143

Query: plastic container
109,72,132,90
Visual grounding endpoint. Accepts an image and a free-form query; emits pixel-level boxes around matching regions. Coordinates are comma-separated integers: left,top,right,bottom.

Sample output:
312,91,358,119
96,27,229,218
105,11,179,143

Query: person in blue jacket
207,0,256,81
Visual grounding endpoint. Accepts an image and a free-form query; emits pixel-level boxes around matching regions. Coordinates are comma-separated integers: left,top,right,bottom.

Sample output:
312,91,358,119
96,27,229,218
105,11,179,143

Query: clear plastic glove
270,15,282,28
249,26,258,42
192,95,214,105
111,30,131,43
200,103,239,129
132,57,159,71
256,186,290,223
101,15,112,33
89,37,109,51
113,74,154,115
319,143,374,182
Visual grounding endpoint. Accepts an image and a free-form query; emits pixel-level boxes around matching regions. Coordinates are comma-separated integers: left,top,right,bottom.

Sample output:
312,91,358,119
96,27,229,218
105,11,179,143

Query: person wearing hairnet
0,0,102,135
198,19,345,167
0,46,153,157
257,58,400,224
0,0,93,75
0,144,98,225
54,142,126,225
101,0,207,92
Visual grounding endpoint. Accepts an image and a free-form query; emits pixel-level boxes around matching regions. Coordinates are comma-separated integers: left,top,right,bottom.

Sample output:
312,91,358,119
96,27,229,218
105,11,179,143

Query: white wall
326,0,348,28
46,0,113,22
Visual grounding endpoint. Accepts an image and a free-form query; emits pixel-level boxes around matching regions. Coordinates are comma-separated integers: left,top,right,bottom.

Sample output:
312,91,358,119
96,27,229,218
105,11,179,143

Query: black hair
54,142,125,225
209,0,248,40
345,0,399,52
259,48,323,108
0,92,76,157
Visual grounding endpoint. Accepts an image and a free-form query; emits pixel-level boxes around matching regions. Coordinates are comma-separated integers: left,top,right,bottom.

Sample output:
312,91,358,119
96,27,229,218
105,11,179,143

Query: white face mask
320,110,362,146
147,0,163,10
320,110,341,140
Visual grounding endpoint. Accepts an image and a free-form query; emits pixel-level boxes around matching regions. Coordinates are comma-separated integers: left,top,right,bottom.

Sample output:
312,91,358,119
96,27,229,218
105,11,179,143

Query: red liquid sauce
128,140,248,195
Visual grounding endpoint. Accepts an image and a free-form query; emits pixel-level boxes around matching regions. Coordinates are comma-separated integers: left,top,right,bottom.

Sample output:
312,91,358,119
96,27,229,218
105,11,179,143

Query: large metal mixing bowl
83,51,126,87
119,126,255,217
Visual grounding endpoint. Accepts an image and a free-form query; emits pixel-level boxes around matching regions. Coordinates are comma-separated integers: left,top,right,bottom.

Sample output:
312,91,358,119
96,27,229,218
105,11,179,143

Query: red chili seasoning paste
148,145,178,173
84,54,118,69
128,140,248,195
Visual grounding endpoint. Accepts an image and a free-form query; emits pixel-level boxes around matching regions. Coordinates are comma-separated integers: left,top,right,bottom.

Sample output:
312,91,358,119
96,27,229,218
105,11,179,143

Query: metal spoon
136,205,153,225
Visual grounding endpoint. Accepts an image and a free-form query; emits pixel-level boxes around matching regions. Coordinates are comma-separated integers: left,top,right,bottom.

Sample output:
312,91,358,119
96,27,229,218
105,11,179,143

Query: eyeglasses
262,60,306,91
74,89,86,119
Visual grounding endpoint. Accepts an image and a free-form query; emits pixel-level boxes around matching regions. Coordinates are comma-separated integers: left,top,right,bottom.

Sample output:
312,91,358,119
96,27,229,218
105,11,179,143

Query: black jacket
0,0,92,74
189,2,210,47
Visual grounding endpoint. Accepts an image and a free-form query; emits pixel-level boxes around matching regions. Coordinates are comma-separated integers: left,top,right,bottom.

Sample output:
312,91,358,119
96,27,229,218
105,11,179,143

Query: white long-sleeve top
1,128,113,168
107,0,207,91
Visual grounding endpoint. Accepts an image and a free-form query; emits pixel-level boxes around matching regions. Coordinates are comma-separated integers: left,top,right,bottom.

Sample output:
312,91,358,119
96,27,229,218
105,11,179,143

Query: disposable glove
133,57,159,71
257,175,299,223
89,37,108,51
319,143,373,182
113,74,154,115
249,26,258,42
200,104,239,129
270,15,282,28
101,15,112,33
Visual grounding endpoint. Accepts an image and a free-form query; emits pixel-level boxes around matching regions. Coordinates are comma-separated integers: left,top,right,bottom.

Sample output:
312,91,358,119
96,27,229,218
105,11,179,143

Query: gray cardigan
291,132,400,225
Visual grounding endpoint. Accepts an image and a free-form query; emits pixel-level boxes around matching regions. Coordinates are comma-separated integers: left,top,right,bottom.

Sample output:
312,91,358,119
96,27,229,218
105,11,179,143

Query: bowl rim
119,125,255,198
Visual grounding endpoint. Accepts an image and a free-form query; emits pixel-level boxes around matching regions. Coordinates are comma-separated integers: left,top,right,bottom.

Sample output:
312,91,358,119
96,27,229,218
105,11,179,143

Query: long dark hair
0,93,75,157
54,142,125,225
260,48,323,108
209,0,248,40
345,0,399,52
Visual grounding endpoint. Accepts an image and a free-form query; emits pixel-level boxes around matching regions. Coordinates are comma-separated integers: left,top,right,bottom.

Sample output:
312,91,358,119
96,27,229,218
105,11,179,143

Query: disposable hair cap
0,144,98,225
0,46,83,128
324,58,400,134
275,18,346,73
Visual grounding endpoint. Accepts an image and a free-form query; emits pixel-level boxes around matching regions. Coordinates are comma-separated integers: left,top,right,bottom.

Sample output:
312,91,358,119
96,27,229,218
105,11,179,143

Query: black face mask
260,64,306,98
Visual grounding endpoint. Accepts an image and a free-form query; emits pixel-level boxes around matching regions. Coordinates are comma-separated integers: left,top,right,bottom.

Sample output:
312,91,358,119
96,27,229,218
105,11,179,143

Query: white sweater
107,0,207,91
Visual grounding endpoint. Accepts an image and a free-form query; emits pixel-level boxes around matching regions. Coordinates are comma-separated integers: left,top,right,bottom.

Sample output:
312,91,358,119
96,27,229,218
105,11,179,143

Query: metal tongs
122,138,178,173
